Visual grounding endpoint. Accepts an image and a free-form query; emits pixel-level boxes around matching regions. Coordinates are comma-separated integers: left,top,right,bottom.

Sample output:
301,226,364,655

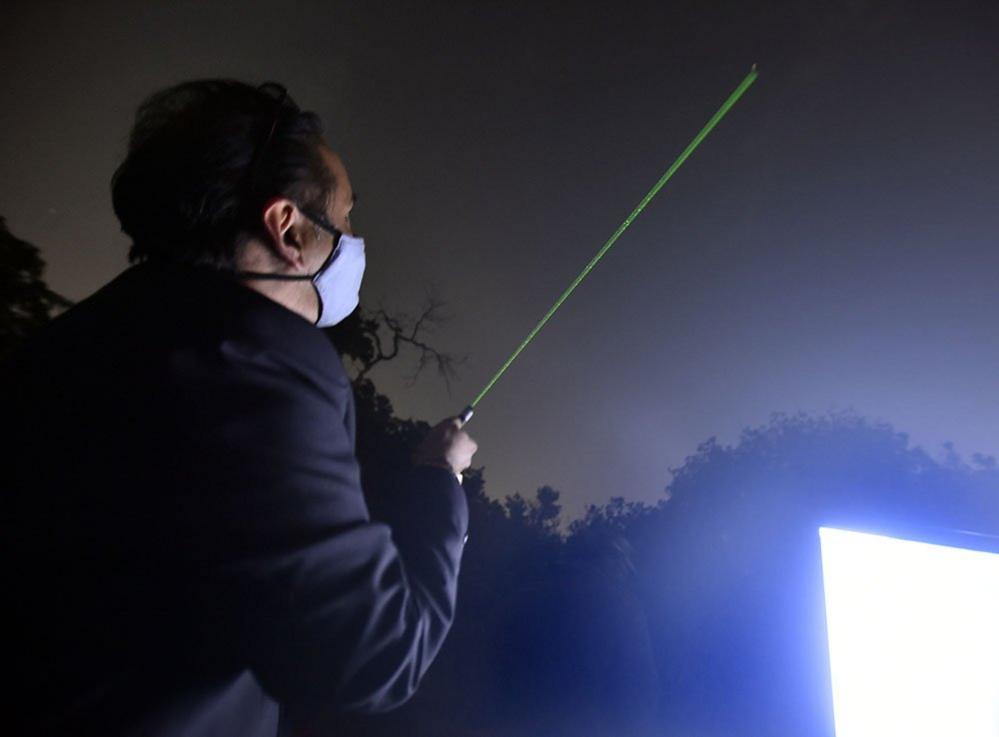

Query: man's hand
412,418,478,478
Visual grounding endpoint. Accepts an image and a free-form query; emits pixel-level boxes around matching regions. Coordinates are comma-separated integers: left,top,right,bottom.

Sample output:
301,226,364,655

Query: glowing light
460,67,759,424
819,527,999,737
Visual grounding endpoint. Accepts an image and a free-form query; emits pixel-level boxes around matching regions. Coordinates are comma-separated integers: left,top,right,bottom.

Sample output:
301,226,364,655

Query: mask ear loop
235,87,351,325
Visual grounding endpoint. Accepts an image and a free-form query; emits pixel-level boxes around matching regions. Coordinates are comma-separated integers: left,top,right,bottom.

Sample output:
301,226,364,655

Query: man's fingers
412,417,478,476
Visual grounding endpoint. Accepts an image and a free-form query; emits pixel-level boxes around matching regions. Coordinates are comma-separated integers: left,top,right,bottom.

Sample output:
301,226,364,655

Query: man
5,80,477,737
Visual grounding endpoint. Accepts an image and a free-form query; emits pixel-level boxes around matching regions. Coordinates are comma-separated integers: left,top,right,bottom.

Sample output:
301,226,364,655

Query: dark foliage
0,217,71,362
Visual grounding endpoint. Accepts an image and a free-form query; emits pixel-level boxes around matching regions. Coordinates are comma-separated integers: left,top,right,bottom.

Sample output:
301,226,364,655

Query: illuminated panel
819,527,999,737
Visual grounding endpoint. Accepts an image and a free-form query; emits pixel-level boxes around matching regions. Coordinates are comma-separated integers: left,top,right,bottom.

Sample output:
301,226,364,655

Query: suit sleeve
188,342,468,715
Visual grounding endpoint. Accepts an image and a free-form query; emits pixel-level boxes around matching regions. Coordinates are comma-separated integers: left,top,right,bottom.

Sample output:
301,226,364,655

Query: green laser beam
464,66,759,419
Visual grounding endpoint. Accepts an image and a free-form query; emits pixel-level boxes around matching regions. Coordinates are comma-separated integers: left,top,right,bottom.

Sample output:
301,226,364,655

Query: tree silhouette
329,294,465,394
0,217,72,361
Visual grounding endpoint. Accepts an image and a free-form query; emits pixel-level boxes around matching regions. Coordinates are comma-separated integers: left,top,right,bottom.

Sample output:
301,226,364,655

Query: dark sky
3,0,998,519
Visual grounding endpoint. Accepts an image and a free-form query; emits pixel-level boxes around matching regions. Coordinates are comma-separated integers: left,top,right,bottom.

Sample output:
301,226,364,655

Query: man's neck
235,240,319,324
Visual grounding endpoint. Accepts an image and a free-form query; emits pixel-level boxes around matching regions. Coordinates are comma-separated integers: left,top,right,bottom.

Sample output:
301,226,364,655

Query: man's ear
260,197,308,269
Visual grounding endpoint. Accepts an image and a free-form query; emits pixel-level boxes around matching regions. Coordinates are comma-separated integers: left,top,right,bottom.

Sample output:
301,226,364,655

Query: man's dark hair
111,79,335,268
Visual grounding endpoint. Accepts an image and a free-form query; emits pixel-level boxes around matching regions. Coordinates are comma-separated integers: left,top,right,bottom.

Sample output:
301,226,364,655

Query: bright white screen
819,527,999,737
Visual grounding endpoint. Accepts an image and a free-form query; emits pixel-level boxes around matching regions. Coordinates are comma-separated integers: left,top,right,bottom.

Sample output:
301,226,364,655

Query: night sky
3,0,998,519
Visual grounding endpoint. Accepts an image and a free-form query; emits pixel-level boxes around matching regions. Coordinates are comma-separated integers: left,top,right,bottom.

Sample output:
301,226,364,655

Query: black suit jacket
5,260,468,736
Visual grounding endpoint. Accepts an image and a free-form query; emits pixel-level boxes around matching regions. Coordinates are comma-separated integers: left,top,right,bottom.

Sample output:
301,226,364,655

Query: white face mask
237,210,366,328
312,232,365,327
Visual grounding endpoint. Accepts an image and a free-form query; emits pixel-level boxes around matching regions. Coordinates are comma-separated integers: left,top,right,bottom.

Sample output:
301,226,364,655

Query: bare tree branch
351,292,466,395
